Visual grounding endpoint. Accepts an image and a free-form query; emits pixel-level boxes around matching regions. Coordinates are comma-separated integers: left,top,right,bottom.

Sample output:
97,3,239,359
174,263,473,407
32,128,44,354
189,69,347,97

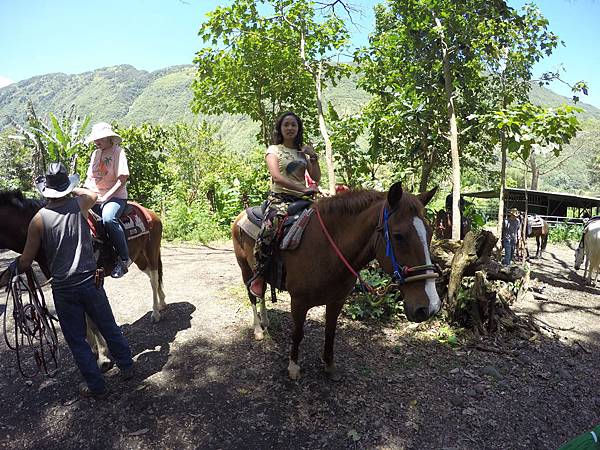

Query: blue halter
383,206,404,283
381,206,438,285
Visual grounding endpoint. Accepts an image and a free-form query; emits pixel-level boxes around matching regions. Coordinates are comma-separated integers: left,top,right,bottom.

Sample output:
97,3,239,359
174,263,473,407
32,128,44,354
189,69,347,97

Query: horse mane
315,189,424,217
0,190,46,213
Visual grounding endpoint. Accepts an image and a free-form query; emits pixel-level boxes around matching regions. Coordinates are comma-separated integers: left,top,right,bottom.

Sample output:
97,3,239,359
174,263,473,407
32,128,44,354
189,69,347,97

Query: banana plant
10,101,90,176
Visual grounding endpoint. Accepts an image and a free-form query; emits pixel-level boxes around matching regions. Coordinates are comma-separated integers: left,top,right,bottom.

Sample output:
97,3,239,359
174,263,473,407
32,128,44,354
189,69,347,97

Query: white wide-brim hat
85,122,122,145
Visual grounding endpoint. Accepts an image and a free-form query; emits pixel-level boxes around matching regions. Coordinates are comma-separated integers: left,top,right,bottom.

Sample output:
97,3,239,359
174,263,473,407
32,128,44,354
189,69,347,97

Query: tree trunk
530,154,539,190
314,64,336,195
446,230,498,319
418,140,436,193
497,135,507,241
436,17,461,240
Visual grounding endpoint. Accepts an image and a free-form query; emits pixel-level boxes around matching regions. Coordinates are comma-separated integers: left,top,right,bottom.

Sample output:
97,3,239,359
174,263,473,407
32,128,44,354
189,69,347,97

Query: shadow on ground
1,302,599,450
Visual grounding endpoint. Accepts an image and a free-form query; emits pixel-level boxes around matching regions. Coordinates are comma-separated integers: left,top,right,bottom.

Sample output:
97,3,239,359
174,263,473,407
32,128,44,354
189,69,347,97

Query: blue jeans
503,239,515,266
53,278,132,392
94,199,129,262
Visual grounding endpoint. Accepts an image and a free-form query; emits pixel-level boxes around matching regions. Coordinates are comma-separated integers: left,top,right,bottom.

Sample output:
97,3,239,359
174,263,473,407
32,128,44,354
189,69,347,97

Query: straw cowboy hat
35,162,80,199
84,122,122,145
508,208,520,217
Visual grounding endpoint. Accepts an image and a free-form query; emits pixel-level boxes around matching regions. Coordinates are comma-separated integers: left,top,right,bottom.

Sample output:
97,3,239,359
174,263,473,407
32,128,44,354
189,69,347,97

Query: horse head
575,246,585,270
374,182,441,323
0,190,51,278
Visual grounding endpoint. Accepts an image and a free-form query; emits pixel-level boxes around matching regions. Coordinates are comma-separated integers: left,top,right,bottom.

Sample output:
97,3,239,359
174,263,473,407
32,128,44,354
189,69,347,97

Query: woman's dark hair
272,111,304,148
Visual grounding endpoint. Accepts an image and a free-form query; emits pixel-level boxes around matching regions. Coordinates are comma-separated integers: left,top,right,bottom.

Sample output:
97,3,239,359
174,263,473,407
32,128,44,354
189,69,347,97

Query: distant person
84,122,130,278
503,208,521,266
249,112,321,298
11,162,134,399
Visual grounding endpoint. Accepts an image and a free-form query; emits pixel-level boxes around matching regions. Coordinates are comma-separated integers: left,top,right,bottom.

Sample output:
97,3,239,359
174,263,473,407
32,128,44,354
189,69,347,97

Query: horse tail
158,249,163,287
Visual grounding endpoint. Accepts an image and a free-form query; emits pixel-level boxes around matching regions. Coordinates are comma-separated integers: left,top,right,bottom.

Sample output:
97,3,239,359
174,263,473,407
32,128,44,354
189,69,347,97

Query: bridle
376,204,439,284
313,201,438,294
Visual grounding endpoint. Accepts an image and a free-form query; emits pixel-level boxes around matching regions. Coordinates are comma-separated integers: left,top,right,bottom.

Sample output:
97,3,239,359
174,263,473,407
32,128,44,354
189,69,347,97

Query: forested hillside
2,64,600,196
1,64,597,145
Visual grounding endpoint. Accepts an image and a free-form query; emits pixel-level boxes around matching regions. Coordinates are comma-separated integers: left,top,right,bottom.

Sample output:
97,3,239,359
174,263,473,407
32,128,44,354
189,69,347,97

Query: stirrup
248,276,265,298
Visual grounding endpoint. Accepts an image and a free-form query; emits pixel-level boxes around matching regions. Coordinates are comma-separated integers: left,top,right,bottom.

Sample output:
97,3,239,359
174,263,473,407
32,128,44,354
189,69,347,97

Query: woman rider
249,112,321,297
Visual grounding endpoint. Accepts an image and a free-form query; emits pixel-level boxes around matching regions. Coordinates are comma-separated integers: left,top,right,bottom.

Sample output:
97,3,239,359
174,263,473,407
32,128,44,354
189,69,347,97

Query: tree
356,0,519,239
478,102,581,256
192,0,351,193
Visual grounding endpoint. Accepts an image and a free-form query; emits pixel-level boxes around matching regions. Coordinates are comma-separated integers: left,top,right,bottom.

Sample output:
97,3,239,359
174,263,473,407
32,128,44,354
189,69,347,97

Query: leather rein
313,202,438,294
2,266,60,378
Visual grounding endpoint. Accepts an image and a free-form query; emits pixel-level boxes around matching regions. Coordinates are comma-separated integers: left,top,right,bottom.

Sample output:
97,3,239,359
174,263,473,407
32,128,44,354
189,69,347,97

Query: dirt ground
1,241,599,450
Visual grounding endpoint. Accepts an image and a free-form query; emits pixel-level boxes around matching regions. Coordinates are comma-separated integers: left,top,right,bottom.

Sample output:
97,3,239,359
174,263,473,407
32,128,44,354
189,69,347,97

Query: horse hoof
254,330,265,341
159,303,168,312
151,312,161,323
325,365,342,382
288,360,301,380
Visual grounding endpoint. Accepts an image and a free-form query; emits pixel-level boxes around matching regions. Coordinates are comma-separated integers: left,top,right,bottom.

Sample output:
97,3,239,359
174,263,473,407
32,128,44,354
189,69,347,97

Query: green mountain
1,64,598,147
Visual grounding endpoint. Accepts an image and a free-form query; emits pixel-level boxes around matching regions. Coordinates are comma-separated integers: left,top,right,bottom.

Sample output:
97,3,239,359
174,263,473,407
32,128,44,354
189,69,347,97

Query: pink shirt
84,145,129,199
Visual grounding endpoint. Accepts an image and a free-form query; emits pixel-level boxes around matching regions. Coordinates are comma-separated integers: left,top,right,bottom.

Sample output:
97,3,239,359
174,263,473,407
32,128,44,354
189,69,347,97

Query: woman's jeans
53,277,132,392
94,199,129,262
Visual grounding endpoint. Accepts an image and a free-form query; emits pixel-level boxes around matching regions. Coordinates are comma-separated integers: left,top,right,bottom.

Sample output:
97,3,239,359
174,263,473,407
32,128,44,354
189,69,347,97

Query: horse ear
417,186,438,207
387,182,403,207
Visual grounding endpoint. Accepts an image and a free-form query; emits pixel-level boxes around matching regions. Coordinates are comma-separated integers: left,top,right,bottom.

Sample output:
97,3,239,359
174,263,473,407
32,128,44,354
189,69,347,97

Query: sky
1,0,599,107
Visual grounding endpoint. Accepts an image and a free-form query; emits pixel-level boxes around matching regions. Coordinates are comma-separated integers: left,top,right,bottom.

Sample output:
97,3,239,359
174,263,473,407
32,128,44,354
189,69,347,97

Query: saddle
87,202,153,269
237,199,314,296
87,201,153,242
239,200,313,248
527,214,544,229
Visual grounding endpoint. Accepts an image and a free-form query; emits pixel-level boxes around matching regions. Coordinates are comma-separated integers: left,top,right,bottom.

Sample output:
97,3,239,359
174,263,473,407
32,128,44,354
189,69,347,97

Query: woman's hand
301,144,317,158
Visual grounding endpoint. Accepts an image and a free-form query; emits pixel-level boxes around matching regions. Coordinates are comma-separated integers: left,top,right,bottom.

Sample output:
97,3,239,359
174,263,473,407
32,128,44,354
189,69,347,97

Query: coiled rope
2,266,60,378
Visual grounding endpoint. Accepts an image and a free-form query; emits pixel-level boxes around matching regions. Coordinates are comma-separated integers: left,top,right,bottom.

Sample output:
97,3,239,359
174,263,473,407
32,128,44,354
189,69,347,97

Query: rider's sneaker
249,277,265,298
111,260,128,279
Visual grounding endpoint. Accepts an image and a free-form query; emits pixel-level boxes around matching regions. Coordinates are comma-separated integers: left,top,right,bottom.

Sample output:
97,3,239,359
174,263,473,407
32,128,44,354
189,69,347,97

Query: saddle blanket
88,202,152,241
237,208,315,250
527,215,544,228
121,205,151,240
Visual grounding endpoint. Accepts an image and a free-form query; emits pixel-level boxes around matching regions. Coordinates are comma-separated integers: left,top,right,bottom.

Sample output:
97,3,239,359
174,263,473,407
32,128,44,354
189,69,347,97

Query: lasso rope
2,266,60,378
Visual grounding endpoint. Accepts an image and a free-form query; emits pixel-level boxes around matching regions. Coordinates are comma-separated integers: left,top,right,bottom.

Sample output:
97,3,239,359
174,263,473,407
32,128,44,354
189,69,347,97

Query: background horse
232,182,440,381
575,220,600,285
522,214,549,259
433,209,471,240
0,190,166,369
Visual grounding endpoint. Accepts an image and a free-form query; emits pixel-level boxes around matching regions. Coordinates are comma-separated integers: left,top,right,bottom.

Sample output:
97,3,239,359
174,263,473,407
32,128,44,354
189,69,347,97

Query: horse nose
413,306,430,323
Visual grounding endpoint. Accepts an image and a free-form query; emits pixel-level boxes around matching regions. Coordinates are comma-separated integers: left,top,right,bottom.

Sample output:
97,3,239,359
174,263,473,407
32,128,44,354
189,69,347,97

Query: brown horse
0,190,166,368
433,209,471,240
523,214,549,259
232,182,440,380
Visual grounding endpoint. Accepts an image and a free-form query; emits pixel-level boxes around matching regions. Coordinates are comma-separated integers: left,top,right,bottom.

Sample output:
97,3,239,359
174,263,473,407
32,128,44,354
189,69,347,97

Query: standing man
502,208,521,266
11,162,133,399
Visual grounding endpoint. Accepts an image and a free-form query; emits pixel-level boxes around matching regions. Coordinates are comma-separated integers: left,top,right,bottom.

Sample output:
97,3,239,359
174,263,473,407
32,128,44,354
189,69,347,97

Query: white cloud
0,76,14,88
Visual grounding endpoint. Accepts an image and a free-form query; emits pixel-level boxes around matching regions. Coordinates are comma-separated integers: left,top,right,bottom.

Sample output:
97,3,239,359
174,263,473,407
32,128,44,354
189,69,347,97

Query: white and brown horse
232,182,440,380
0,190,166,369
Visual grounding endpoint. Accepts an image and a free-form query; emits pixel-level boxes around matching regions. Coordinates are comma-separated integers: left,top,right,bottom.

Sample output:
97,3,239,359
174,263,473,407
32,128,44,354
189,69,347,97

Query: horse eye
393,232,403,241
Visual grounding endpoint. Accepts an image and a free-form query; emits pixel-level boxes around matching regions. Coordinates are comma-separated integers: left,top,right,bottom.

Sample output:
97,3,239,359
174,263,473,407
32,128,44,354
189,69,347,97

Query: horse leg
259,295,269,330
250,294,265,341
143,268,163,323
322,300,344,381
288,299,309,380
536,236,541,259
85,314,113,372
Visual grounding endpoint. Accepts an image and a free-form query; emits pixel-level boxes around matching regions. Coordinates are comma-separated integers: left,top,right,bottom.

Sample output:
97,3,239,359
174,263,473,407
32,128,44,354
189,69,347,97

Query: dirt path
1,242,599,450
